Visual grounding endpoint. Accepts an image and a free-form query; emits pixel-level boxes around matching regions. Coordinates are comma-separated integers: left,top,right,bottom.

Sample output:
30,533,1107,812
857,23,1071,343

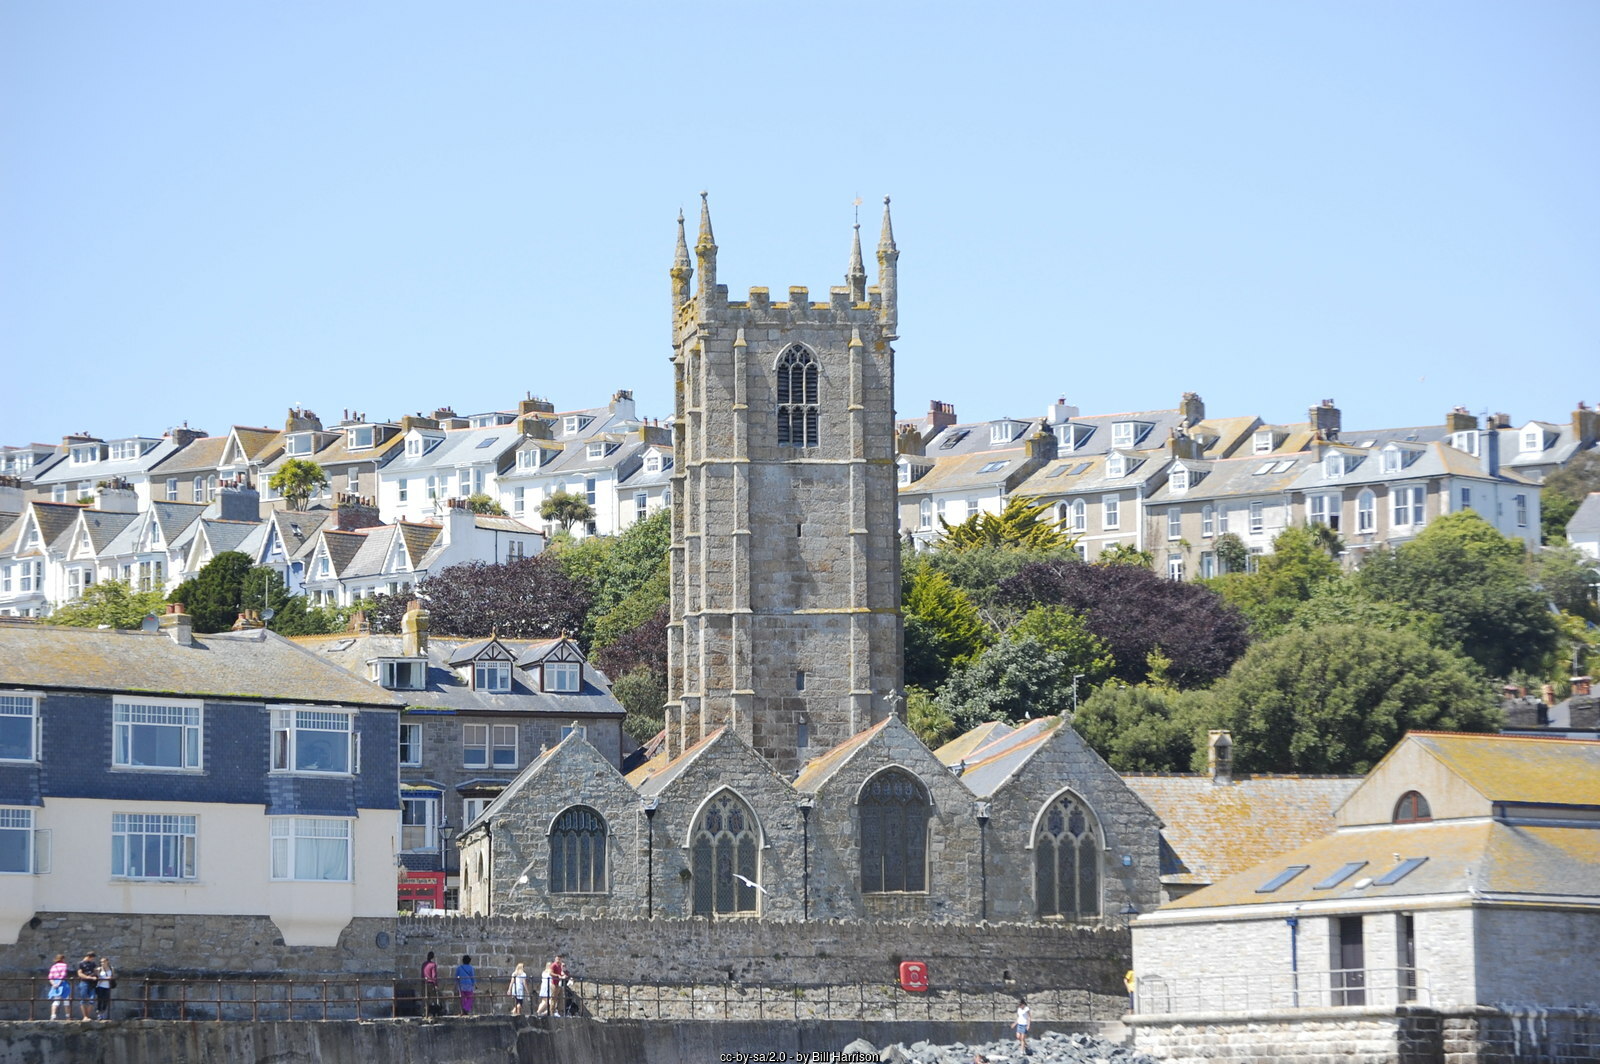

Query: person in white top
1015,998,1031,1054
535,961,555,1016
507,962,529,1016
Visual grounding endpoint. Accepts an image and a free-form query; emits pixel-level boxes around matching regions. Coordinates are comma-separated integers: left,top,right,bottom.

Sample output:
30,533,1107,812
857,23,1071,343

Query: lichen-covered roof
1162,819,1600,911
933,721,1016,766
792,716,892,792
955,718,1063,798
1403,732,1600,808
0,623,401,707
1126,774,1360,888
628,726,727,796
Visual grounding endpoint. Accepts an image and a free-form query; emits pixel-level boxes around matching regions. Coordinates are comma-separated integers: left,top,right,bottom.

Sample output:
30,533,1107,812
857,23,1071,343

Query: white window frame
1102,495,1120,531
1201,505,1214,539
401,795,439,852
0,695,40,763
1169,467,1190,492
269,817,351,882
1070,499,1087,534
1112,422,1137,448
462,797,493,825
271,707,357,776
918,498,932,529
544,661,581,693
113,698,202,772
399,722,424,767
1392,485,1425,528
463,723,518,769
1253,430,1274,454
0,808,37,874
474,661,511,693
111,812,197,880
378,660,425,691
1521,429,1542,453
347,425,375,450
1167,507,1182,541
1357,490,1376,533
635,491,649,522
1249,502,1265,535
1309,494,1341,531
166,477,178,501
1381,448,1402,474
1167,553,1185,581
1514,494,1528,528
1106,455,1126,478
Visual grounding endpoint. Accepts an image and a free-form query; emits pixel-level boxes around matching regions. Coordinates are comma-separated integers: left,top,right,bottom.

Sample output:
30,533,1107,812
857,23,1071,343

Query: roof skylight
1313,861,1368,890
1256,865,1309,893
1373,857,1428,886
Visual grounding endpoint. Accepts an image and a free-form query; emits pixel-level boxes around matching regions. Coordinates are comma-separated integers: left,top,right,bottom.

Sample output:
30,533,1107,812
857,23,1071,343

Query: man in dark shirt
76,952,99,1020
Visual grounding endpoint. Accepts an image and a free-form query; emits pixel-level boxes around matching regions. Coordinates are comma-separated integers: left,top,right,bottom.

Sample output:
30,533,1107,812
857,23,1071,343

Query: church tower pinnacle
876,197,899,338
670,208,693,310
694,191,717,303
846,218,867,303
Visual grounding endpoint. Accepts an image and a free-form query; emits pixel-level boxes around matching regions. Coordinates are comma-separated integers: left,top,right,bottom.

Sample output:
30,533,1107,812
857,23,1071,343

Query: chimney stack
896,425,925,457
218,479,260,522
402,600,430,657
1308,399,1341,441
1178,391,1206,427
160,603,194,647
1573,402,1599,448
1445,406,1478,433
168,424,207,449
1207,729,1233,785
94,480,139,514
923,401,957,440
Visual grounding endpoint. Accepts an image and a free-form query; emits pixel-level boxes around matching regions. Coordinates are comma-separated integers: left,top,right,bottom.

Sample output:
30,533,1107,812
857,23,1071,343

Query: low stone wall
0,912,395,980
0,1017,1120,1064
394,914,1128,995
1128,1005,1600,1064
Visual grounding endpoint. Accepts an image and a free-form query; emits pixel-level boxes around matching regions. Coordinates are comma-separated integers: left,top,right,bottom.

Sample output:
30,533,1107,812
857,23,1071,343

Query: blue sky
3,2,1595,446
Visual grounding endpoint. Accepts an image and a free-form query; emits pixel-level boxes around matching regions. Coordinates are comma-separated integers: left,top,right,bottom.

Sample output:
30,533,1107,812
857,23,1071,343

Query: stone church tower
665,195,904,775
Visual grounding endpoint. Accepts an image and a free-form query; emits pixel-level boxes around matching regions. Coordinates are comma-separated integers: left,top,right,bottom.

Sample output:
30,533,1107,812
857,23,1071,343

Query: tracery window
691,791,759,915
1035,792,1101,921
776,345,819,448
549,805,606,893
859,769,930,893
1393,791,1431,823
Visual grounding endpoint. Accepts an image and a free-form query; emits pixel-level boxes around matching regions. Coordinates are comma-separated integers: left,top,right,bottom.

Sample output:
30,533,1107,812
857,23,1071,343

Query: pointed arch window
549,805,607,893
691,791,759,915
1035,792,1101,921
776,345,819,448
859,768,930,893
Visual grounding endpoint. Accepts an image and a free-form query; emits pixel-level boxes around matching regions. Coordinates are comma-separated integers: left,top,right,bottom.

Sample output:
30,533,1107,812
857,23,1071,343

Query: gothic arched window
776,345,819,448
1035,792,1101,921
859,769,930,893
691,791,759,915
549,805,606,893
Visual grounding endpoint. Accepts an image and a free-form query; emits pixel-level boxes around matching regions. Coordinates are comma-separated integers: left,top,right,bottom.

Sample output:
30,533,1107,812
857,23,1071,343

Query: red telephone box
899,960,929,992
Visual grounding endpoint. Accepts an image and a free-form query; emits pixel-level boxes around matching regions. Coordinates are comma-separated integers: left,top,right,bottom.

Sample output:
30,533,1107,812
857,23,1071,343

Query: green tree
920,543,1080,614
168,551,255,632
906,686,958,749
1074,682,1210,773
464,493,506,515
554,507,672,647
902,558,990,689
541,490,596,533
935,609,1113,733
48,579,168,629
1354,511,1560,678
1533,541,1600,622
610,666,667,745
1213,532,1249,575
1208,526,1344,635
268,459,328,510
1095,543,1153,568
1204,623,1500,774
936,495,1076,553
1540,450,1600,544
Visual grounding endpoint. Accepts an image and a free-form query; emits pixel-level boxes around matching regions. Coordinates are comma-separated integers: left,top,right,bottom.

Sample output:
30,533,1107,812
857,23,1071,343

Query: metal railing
1133,967,1432,1016
0,976,1117,1024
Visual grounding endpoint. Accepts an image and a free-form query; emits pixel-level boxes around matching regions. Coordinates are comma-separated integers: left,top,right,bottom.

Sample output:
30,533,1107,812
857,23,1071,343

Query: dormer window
407,433,442,458
373,659,426,691
1056,423,1092,451
989,421,1023,445
108,440,142,461
1111,422,1146,448
517,449,539,470
1520,428,1544,453
70,444,99,464
645,454,662,473
284,433,314,456
1449,431,1480,457
1169,466,1191,492
1106,454,1127,478
474,661,511,693
543,662,581,693
1252,430,1276,455
586,442,609,459
563,415,592,435
347,426,375,450
1324,453,1345,478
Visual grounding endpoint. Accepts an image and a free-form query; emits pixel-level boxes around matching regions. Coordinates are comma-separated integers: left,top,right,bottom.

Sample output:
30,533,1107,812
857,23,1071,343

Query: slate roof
1568,492,1600,536
1160,819,1600,911
299,633,623,718
32,439,180,486
23,502,88,553
384,424,526,476
1012,451,1169,499
318,530,370,576
148,436,229,476
193,518,261,559
953,717,1065,798
1143,452,1308,504
0,623,401,707
1125,774,1360,889
626,726,727,795
74,509,139,553
99,503,208,559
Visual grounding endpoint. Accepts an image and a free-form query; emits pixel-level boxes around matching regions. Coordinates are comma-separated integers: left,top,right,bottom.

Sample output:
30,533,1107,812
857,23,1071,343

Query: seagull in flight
733,874,769,895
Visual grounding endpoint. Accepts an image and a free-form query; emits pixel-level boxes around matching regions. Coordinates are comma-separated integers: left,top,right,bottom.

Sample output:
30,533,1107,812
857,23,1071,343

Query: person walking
75,953,99,1021
421,951,440,1018
46,954,69,1021
454,955,476,1016
535,961,554,1017
1015,998,1031,1055
507,962,529,1016
94,956,116,1021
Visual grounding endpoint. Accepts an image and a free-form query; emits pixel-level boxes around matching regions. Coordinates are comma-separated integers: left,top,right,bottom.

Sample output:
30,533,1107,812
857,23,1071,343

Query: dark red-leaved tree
593,603,669,681
367,555,590,640
995,560,1251,688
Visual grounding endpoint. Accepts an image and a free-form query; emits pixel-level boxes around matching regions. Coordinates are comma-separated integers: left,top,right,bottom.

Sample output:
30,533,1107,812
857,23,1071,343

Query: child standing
507,962,529,1016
